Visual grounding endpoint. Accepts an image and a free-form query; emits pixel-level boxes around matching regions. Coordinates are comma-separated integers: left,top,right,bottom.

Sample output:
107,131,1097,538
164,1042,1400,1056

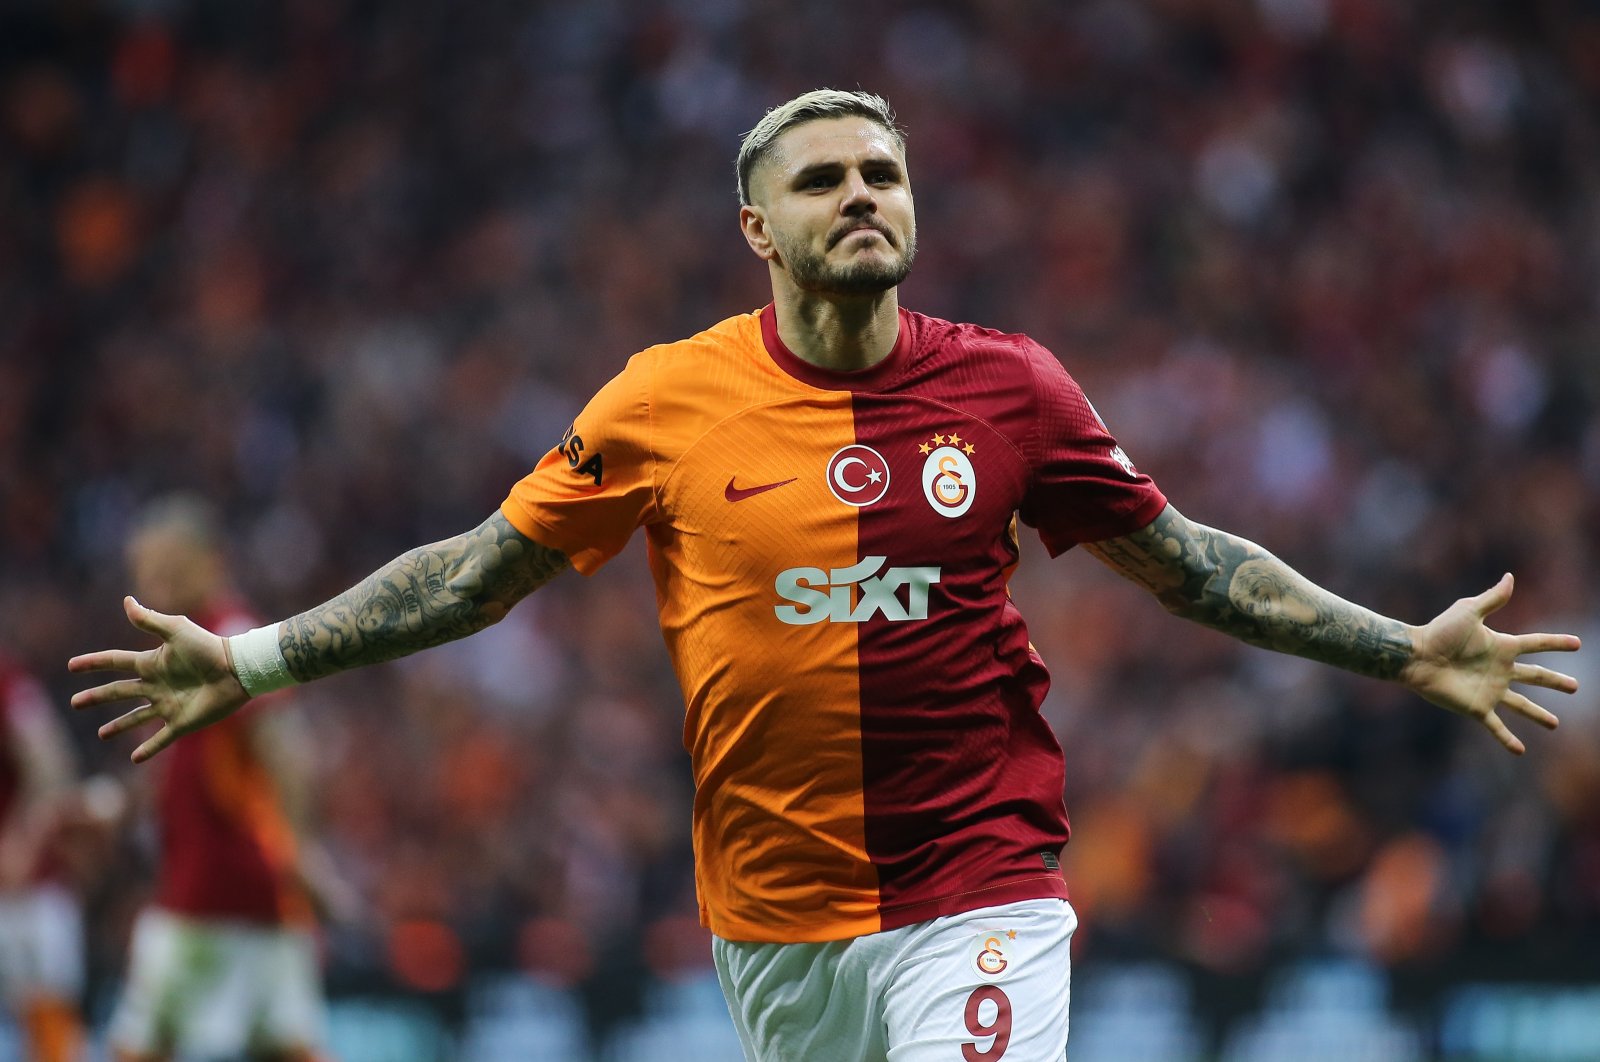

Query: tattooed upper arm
1083,504,1412,680
445,511,572,613
1083,504,1219,607
279,511,570,682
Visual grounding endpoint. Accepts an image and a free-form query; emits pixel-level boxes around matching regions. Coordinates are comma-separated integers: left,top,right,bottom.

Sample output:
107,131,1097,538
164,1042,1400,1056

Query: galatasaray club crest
971,929,1018,980
919,432,976,518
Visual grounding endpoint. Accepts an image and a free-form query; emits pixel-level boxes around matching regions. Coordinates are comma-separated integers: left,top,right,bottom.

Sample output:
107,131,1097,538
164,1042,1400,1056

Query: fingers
1502,689,1559,731
1477,689,1560,757
94,703,180,763
67,649,147,675
70,679,147,711
69,597,186,674
1479,710,1525,756
1511,661,1580,694
97,703,162,741
68,602,180,677
124,595,181,639
1471,572,1514,619
1514,632,1583,657
132,726,181,764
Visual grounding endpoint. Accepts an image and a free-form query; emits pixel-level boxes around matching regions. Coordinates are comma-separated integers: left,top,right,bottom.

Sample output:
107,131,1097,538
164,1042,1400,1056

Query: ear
740,204,778,262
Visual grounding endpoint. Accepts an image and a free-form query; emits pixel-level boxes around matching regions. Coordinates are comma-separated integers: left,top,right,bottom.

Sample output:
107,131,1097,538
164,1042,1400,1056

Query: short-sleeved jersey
502,307,1166,943
154,602,310,926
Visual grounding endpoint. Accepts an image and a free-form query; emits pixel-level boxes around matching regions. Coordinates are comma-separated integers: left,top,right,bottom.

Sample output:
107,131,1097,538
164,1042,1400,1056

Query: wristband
227,624,298,697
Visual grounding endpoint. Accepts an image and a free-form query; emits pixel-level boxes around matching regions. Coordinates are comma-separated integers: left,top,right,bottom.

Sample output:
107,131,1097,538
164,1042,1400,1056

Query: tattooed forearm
278,513,569,682
1086,505,1413,680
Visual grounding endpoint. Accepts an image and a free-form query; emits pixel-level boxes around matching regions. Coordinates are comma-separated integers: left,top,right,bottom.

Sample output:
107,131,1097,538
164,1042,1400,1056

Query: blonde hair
130,492,222,550
735,89,904,205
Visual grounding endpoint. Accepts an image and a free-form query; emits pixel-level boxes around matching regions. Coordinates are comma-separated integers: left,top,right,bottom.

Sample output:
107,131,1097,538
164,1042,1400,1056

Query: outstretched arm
70,512,569,762
1085,504,1580,754
276,511,568,680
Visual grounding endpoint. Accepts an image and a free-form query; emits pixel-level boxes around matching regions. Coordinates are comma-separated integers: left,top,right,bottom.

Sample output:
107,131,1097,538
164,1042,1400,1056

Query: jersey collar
758,303,913,393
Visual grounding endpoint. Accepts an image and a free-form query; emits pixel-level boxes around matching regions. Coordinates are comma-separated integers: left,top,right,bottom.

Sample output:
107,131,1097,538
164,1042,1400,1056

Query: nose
839,168,877,214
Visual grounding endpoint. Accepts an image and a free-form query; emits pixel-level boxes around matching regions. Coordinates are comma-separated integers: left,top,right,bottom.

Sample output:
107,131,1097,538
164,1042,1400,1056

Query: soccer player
71,91,1580,1061
102,496,335,1062
0,653,87,1062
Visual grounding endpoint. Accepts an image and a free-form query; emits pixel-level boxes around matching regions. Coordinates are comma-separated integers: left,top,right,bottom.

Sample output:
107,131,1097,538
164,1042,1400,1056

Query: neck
770,282,900,372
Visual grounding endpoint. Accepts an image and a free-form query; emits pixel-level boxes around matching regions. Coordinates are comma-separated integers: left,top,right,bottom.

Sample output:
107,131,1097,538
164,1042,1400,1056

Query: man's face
126,526,218,615
745,116,917,296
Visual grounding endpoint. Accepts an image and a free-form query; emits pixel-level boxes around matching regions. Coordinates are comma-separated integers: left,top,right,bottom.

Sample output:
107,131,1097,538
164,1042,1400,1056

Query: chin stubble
782,227,918,295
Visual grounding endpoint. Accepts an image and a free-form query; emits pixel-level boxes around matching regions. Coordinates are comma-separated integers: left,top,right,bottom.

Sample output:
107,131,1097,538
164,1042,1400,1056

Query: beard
778,224,917,296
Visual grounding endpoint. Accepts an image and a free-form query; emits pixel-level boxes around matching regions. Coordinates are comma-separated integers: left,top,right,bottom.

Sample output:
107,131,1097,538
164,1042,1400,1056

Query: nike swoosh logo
725,476,798,502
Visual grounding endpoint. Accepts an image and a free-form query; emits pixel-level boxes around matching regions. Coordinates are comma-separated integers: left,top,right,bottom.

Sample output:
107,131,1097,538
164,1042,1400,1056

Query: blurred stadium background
4,0,1599,1059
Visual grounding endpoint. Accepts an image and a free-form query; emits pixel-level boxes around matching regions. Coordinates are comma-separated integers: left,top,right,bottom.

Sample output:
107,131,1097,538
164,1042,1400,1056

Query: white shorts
0,883,84,1004
714,897,1076,1062
109,908,327,1057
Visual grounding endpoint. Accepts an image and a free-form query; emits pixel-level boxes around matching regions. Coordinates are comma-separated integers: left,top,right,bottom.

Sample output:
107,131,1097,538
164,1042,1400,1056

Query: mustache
828,218,896,249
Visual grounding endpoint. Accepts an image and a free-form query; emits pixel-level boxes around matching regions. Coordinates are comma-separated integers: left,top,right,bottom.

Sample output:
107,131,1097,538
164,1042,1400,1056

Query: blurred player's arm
71,512,568,762
0,678,77,887
1085,503,1580,754
249,708,362,923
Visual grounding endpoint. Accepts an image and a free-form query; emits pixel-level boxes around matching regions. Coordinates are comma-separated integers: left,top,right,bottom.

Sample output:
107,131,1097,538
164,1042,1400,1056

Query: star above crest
919,431,976,456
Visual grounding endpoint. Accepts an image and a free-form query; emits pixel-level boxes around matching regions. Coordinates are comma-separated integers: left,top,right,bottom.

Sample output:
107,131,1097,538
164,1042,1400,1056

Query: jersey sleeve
1017,343,1167,555
501,353,658,575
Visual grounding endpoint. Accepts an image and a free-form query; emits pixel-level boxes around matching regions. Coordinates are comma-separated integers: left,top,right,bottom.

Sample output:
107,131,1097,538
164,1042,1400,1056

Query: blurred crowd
3,0,1598,1049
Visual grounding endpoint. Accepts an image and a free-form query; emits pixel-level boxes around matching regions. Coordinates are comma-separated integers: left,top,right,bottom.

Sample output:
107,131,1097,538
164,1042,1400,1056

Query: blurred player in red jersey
73,92,1581,1061
0,654,87,1062
104,496,338,1062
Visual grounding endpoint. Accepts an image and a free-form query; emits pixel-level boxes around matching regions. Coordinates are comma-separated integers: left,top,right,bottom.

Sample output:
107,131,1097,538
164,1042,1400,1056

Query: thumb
124,596,181,639
1470,573,1514,619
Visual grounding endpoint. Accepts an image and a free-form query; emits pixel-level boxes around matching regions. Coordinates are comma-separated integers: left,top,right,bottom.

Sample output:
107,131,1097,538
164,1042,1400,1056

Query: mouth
829,222,894,250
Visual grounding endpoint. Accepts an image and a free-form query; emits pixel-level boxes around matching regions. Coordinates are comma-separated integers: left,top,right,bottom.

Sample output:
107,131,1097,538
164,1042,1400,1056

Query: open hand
68,596,251,763
1400,574,1581,754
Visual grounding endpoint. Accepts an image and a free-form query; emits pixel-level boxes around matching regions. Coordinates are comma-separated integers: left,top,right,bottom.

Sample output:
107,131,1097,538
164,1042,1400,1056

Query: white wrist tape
227,624,298,698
